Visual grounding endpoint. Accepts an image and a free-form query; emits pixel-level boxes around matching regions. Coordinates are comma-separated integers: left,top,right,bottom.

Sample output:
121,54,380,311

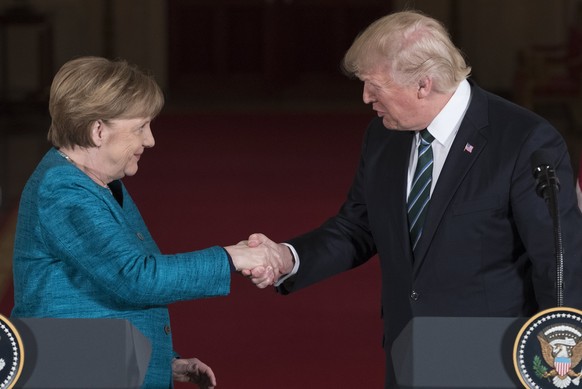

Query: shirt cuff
274,243,300,287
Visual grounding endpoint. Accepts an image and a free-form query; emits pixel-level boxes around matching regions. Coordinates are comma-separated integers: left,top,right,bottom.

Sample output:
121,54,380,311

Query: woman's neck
57,147,111,189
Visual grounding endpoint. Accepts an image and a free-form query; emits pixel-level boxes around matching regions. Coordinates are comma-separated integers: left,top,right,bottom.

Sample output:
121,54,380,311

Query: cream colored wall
392,0,573,91
0,0,577,95
0,0,167,94
457,0,568,91
112,0,167,87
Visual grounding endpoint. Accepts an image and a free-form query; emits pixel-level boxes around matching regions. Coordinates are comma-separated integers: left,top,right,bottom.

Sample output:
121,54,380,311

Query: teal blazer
12,148,231,388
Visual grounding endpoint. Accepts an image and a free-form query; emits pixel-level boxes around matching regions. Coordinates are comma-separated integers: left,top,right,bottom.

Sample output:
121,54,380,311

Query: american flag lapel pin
464,143,474,153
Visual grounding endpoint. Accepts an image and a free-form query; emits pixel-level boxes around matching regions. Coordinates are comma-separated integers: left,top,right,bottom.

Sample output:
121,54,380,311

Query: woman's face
98,117,155,181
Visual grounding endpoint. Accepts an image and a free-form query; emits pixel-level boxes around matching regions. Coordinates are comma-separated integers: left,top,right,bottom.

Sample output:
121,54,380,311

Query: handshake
224,233,295,288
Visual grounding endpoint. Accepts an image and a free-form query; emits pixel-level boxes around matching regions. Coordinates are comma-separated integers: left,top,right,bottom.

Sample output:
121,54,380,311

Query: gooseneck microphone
531,150,561,200
530,149,563,307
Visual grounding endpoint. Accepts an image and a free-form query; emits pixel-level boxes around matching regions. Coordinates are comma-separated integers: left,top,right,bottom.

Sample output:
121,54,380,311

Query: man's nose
362,83,375,104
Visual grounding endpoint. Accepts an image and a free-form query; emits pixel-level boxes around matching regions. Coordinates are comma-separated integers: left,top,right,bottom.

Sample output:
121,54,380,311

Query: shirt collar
423,79,471,146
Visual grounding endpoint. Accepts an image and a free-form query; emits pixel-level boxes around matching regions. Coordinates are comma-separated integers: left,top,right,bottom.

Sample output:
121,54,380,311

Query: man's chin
381,117,396,129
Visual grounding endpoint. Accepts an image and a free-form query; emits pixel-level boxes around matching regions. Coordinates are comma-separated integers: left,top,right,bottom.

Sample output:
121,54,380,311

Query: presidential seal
514,307,582,388
0,315,24,389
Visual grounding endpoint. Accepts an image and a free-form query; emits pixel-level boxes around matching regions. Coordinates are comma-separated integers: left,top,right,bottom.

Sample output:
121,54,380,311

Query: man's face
359,68,425,131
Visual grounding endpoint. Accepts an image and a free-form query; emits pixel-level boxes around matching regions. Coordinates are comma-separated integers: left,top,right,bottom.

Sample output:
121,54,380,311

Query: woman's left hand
172,357,217,388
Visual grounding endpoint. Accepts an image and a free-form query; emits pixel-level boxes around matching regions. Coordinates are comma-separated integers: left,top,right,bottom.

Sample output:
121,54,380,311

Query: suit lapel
392,132,416,264
412,83,490,273
371,128,416,264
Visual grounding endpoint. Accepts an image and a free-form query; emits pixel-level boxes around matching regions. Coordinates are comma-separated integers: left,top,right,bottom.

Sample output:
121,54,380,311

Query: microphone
530,149,564,307
531,149,560,201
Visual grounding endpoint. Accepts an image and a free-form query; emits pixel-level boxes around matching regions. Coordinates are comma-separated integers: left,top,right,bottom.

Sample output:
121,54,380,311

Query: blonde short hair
47,56,165,148
342,10,471,93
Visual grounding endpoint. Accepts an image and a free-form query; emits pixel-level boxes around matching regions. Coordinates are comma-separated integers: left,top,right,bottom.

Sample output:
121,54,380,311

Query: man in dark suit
246,10,582,388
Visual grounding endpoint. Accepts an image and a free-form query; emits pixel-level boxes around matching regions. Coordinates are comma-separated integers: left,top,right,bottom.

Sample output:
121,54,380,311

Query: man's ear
417,76,433,98
90,120,104,147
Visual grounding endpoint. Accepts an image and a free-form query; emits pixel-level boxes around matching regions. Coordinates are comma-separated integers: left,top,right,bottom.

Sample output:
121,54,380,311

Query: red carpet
0,208,16,317
3,112,385,388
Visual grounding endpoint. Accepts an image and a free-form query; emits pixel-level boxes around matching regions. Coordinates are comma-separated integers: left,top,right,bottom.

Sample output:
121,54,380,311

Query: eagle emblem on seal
536,324,582,388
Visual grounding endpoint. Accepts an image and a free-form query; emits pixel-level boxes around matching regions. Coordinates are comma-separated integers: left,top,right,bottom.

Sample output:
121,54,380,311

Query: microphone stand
534,164,564,307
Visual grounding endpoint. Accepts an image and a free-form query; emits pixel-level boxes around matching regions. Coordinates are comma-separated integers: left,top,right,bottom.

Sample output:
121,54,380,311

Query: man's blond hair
342,10,471,93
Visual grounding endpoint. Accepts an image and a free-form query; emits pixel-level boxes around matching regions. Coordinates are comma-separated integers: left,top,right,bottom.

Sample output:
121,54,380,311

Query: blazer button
137,232,145,240
410,290,420,301
164,325,171,335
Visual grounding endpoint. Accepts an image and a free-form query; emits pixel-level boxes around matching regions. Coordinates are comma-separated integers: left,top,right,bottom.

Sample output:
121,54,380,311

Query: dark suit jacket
278,81,582,387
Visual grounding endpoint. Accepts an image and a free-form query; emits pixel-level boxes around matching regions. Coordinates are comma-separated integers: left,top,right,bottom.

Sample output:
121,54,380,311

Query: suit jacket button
137,232,145,240
410,291,420,301
164,325,171,335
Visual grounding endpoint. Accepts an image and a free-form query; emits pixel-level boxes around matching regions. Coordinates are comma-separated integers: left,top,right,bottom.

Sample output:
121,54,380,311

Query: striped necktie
408,129,435,253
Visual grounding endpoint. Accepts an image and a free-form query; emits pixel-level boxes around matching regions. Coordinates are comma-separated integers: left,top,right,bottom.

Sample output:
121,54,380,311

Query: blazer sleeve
280,126,378,293
509,119,582,310
37,166,231,306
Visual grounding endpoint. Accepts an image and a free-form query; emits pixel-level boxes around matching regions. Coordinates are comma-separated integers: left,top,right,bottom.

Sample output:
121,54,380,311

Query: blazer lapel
412,83,490,272
393,132,416,264
370,128,416,265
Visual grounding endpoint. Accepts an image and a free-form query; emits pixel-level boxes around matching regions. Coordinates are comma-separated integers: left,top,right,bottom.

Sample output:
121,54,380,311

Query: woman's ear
90,120,104,147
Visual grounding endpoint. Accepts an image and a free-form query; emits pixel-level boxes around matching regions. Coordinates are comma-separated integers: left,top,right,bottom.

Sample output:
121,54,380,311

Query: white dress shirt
407,79,472,197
